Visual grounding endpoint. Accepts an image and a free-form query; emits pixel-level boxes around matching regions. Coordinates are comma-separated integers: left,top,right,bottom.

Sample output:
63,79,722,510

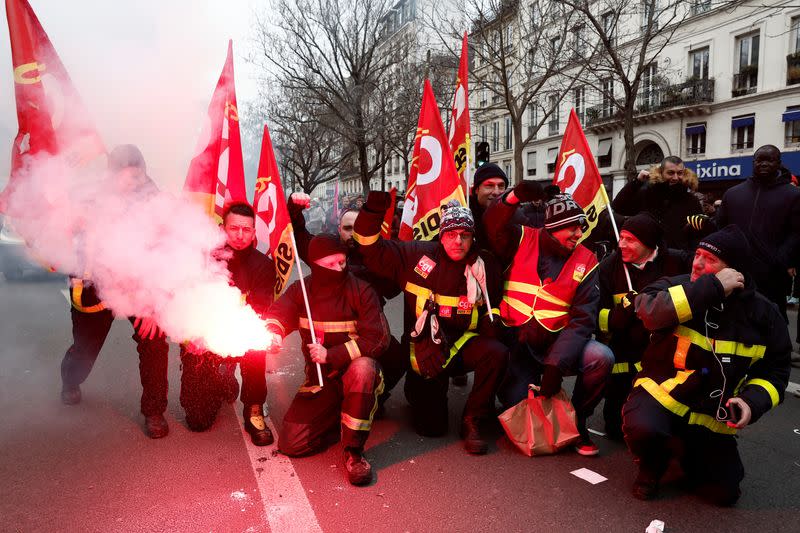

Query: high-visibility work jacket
500,226,598,331
70,276,106,313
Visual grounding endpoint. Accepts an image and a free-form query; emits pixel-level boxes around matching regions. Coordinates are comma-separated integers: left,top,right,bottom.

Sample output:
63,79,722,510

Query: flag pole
289,232,324,387
599,185,633,292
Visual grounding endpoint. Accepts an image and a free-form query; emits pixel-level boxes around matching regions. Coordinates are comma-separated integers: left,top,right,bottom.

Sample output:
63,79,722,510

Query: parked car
0,215,62,281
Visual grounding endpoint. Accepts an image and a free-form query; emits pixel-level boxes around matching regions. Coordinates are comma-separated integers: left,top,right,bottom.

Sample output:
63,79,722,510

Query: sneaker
787,297,799,305
343,448,373,486
574,434,600,456
460,416,488,455
144,414,169,439
61,384,81,405
243,405,274,446
631,470,660,500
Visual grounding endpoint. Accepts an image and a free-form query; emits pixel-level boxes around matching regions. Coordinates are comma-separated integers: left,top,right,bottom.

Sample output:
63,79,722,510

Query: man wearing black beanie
596,213,691,439
624,224,791,505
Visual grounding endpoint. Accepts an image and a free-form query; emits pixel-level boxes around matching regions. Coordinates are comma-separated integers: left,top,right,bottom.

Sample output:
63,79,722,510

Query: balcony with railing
788,53,800,86
585,78,715,131
732,66,758,97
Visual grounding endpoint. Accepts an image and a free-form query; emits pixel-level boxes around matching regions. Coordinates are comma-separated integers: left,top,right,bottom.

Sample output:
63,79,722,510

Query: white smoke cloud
7,153,271,357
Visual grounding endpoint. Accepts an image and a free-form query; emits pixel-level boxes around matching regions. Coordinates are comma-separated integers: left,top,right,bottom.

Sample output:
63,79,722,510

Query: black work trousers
179,348,267,431
623,387,744,506
404,335,509,436
61,307,168,416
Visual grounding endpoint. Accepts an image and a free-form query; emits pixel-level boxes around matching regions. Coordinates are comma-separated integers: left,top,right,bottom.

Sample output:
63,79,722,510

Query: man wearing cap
265,234,389,486
59,145,170,439
353,194,508,455
179,202,276,446
596,213,691,439
625,225,791,505
485,183,614,456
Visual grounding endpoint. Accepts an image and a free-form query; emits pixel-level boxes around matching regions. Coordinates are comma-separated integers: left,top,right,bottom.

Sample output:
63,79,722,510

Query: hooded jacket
612,167,702,250
633,272,791,434
716,166,800,298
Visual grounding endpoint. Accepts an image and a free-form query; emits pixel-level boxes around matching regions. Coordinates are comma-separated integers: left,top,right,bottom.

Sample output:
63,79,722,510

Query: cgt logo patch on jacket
572,264,587,282
414,255,436,279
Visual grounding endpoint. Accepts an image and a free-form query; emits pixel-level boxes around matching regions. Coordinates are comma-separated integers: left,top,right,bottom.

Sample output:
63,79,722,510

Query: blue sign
685,150,800,181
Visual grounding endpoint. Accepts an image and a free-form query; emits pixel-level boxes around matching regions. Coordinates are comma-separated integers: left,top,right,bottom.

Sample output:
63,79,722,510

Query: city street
1,276,799,532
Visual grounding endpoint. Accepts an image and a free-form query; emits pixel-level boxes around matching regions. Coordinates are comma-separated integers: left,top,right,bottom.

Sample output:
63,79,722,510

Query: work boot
460,416,488,455
631,468,660,500
144,414,169,439
61,384,81,405
343,447,373,486
243,404,274,446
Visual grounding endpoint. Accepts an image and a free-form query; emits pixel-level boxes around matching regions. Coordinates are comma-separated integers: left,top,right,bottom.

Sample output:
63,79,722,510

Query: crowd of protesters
60,144,795,501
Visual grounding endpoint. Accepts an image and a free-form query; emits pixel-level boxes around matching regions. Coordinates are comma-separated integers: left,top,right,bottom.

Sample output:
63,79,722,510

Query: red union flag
2,0,105,211
399,79,465,241
552,108,609,240
183,40,247,221
448,32,471,198
253,125,294,299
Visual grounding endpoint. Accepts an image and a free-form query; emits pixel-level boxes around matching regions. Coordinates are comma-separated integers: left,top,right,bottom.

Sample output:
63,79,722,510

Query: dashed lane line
236,413,323,533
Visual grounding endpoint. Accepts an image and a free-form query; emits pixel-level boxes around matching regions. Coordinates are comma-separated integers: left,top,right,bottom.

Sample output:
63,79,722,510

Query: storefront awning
597,138,613,156
685,124,706,135
782,109,800,123
731,116,754,129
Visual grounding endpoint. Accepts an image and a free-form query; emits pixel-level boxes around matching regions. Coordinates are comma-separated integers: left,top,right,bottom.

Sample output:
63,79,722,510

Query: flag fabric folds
253,125,295,299
399,79,465,241
2,0,105,211
448,32,471,199
552,108,609,240
183,40,247,221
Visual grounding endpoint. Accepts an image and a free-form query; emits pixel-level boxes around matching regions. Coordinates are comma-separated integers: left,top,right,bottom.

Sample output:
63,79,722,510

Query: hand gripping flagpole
289,232,324,388
599,186,633,292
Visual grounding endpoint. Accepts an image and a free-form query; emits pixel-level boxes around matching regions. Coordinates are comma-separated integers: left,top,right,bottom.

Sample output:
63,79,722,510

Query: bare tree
251,0,410,193
562,0,696,180
425,0,591,185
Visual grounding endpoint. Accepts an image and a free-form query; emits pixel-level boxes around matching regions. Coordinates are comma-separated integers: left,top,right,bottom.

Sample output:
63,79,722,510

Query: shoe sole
574,446,600,456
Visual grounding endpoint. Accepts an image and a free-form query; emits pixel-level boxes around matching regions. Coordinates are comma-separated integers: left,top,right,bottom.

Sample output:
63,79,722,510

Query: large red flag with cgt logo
552,108,610,240
2,0,105,212
183,40,247,222
399,79,465,241
448,32,471,199
253,124,295,299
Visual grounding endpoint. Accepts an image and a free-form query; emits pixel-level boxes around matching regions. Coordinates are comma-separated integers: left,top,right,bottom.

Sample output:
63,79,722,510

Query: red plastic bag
498,384,580,456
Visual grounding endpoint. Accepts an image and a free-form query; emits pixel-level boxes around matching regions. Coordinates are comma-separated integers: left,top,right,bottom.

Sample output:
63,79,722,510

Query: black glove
608,290,638,331
413,342,448,379
287,196,306,223
365,191,392,213
685,214,710,231
513,180,546,203
539,364,563,397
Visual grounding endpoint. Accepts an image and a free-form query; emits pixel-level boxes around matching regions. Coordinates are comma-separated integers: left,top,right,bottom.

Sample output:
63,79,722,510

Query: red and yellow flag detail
448,32,471,198
183,40,247,222
253,125,295,299
399,79,465,241
380,186,397,239
552,108,609,241
2,0,105,211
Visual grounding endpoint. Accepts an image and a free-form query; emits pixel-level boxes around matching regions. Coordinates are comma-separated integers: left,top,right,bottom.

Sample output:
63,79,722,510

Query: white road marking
236,413,322,533
60,289,69,303
787,382,800,395
571,467,607,484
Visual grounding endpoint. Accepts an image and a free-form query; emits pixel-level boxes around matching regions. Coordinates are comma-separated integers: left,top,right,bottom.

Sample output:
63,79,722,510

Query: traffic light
475,141,490,167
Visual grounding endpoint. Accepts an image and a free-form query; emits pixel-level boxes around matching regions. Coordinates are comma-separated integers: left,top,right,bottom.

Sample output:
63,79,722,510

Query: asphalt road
1,276,799,533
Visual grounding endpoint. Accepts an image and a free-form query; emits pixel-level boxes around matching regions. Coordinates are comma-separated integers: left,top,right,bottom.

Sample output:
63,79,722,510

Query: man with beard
612,156,702,250
354,195,508,455
485,184,614,456
265,234,389,486
596,213,691,439
60,145,170,439
625,225,791,505
179,202,275,446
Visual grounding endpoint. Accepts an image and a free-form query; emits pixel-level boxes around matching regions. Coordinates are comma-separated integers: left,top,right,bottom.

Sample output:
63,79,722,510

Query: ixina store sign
685,151,800,181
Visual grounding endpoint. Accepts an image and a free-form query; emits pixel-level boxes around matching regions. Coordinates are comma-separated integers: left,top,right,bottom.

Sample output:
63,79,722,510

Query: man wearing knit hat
596,213,691,439
485,183,614,456
625,224,791,505
353,194,508,455
265,234,390,486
